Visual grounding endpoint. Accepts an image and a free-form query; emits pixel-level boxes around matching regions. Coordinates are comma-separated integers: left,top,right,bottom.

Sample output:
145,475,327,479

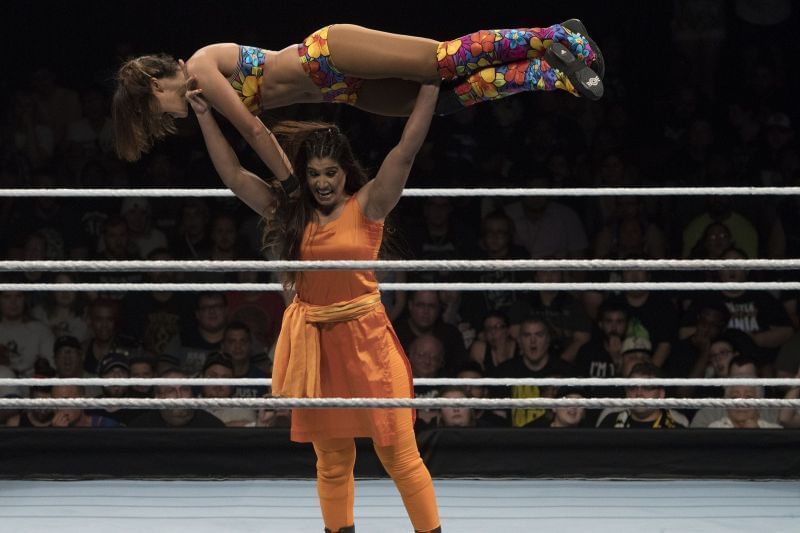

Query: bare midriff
260,44,323,108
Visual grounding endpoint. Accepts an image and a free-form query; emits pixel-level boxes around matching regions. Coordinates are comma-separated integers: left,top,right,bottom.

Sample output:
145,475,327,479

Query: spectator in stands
30,273,90,342
492,317,573,427
8,89,56,170
408,334,446,431
14,231,50,309
592,197,667,260
708,382,782,429
31,67,82,149
199,351,257,427
82,298,137,375
128,354,157,398
526,387,587,428
455,361,508,427
575,299,629,379
682,196,758,259
165,291,229,376
612,266,678,368
119,248,192,356
52,336,99,395
51,385,121,428
208,212,248,261
468,311,518,375
129,369,224,428
64,85,114,159
669,301,729,396
688,221,734,261
93,215,144,299
172,198,211,259
683,247,793,376
596,362,689,428
437,387,476,428
221,321,268,399
120,198,168,259
619,337,655,379
691,353,780,428
225,270,286,353
508,267,592,364
11,385,54,427
394,290,467,376
405,197,472,283
0,291,54,377
460,210,529,327
88,352,143,426
503,174,589,259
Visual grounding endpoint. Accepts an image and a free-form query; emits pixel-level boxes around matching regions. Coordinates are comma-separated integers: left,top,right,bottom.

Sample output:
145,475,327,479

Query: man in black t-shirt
492,318,574,427
129,369,224,428
596,363,688,428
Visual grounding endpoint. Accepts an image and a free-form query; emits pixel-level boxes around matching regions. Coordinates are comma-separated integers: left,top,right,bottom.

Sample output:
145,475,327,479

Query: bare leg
327,24,440,82
355,78,422,117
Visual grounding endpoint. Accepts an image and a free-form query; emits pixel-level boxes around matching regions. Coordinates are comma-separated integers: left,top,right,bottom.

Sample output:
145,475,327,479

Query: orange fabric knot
271,292,382,398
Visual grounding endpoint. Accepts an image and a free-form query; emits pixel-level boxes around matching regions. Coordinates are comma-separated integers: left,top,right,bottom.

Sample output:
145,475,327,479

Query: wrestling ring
1,186,799,532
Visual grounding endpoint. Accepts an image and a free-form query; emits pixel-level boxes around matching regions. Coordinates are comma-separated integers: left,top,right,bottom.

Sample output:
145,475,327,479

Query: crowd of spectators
1,2,799,431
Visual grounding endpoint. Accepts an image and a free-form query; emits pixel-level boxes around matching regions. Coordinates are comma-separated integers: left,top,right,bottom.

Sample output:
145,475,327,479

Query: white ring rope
2,282,800,292
3,259,800,272
4,378,800,388
3,187,800,198
1,397,798,410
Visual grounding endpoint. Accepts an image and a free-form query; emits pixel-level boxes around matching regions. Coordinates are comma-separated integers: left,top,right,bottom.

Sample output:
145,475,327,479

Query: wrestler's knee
314,440,356,482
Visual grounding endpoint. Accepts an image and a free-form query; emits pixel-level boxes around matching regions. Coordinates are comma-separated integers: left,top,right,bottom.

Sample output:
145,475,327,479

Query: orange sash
272,292,382,398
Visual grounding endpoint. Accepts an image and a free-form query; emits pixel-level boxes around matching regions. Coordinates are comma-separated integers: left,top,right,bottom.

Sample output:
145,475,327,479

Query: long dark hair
112,54,180,162
263,121,370,287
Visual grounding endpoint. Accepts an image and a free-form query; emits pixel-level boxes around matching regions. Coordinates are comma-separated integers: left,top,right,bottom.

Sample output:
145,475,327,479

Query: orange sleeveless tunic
283,196,414,446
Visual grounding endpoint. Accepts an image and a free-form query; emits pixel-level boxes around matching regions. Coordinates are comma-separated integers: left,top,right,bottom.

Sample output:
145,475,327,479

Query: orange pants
313,421,439,531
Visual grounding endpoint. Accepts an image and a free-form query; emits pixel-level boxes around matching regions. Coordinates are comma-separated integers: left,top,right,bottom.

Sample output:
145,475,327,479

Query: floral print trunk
298,26,365,104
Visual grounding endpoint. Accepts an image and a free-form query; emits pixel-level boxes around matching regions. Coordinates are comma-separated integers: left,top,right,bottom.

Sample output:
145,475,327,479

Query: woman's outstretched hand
179,59,209,115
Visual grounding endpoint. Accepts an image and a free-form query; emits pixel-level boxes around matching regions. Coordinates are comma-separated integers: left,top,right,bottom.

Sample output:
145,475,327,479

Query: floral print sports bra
227,45,267,114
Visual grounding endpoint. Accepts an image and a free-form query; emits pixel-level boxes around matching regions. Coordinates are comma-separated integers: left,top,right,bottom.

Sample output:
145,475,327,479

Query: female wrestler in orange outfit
183,63,441,531
113,20,603,163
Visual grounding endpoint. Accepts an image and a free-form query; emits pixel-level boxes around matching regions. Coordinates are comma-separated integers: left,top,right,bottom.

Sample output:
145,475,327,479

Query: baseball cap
97,352,130,376
53,335,81,354
621,337,653,356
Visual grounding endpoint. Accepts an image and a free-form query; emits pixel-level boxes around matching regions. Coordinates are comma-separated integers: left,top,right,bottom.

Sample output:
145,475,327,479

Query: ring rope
3,187,800,198
3,259,800,272
1,397,798,410
3,282,800,292
4,378,799,388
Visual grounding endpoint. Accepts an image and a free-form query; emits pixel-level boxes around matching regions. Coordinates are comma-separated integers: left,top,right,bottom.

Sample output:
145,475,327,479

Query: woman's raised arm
183,66,279,219
186,56,295,186
359,82,440,221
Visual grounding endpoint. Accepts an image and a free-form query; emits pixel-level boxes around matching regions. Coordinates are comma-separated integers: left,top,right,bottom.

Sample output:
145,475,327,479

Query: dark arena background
1,1,799,531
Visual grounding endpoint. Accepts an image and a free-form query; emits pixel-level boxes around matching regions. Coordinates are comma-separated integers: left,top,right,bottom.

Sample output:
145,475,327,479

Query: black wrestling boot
415,527,441,533
324,527,355,533
544,43,604,100
561,18,605,79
